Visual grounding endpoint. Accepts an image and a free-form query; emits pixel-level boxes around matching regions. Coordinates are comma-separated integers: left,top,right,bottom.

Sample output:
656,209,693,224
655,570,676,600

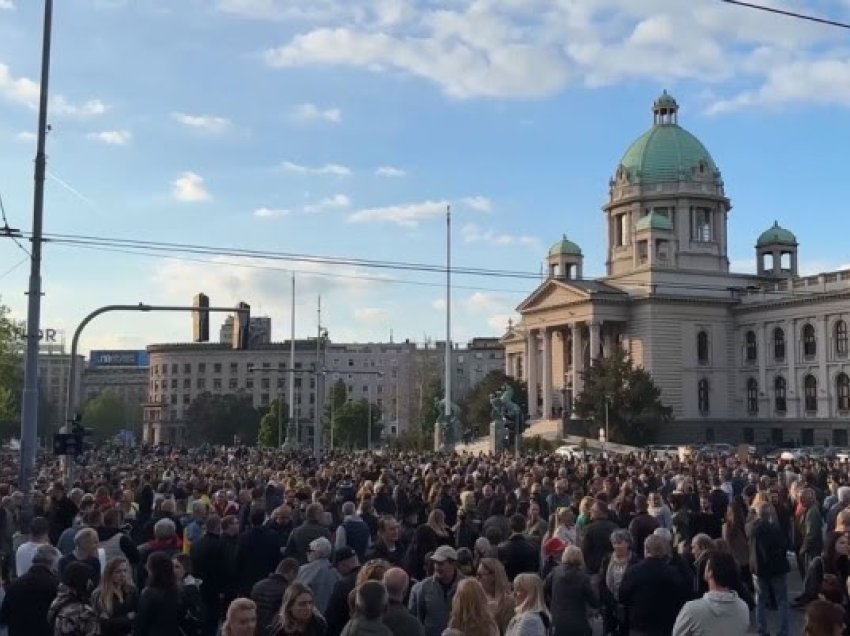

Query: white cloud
52,97,107,116
281,160,351,176
14,131,35,142
172,112,232,132
254,207,290,219
0,63,40,105
461,223,539,249
487,313,513,332
462,196,492,212
348,200,448,228
289,102,342,124
87,130,131,145
354,307,390,325
304,194,351,213
172,171,211,202
375,166,406,177
0,1,14,10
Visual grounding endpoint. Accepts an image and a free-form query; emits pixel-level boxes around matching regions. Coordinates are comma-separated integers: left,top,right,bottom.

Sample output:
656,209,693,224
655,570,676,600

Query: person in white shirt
14,516,50,578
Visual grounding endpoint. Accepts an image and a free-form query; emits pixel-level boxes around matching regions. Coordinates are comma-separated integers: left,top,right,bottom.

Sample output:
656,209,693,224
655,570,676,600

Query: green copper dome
635,211,673,232
757,221,797,248
549,234,582,257
618,92,719,185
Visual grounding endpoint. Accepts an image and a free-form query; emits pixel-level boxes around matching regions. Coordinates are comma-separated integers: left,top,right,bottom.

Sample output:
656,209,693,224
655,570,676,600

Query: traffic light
53,413,90,456
232,302,250,350
193,293,210,343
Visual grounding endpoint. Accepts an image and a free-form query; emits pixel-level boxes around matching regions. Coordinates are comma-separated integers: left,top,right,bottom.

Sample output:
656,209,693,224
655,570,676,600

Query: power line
719,0,850,29
0,191,31,257
0,256,28,280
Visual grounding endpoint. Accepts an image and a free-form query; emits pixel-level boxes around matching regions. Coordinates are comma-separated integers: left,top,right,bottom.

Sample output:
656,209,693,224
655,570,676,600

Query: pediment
516,280,591,313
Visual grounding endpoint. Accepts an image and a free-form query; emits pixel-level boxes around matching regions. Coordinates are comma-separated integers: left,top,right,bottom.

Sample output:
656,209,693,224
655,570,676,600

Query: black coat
236,526,285,596
582,519,618,575
251,574,290,636
191,533,232,601
133,587,183,636
92,586,139,636
544,564,599,636
324,570,358,636
498,534,540,581
618,556,687,636
285,522,332,565
0,564,59,636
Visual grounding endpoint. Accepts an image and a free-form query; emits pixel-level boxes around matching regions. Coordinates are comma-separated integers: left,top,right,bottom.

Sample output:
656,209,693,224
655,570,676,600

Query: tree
258,398,289,447
184,392,262,446
0,299,22,423
459,370,528,438
573,349,672,446
332,399,382,449
324,378,347,445
82,390,128,443
417,376,443,441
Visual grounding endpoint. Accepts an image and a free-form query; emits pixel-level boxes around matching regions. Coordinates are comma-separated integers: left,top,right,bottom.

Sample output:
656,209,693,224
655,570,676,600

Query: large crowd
0,444,846,636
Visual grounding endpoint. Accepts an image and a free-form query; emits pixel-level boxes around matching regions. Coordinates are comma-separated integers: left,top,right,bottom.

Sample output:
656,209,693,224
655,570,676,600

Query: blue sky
1,0,850,354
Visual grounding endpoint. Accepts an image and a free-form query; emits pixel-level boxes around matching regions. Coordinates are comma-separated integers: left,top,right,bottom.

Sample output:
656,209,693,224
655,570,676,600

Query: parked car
555,444,601,460
646,444,679,460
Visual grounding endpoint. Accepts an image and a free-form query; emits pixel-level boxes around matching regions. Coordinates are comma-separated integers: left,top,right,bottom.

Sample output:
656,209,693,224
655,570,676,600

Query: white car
555,444,600,460
646,444,679,460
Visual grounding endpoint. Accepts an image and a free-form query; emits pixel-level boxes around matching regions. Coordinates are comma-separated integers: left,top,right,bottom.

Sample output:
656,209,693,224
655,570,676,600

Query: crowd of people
0,443,845,636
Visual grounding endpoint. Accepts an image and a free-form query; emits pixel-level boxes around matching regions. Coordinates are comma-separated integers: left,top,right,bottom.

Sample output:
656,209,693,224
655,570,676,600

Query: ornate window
803,323,817,358
804,375,818,413
746,378,759,415
698,379,710,414
836,320,849,358
745,330,757,363
837,373,850,412
697,331,709,365
773,327,785,361
691,207,713,242
774,376,787,413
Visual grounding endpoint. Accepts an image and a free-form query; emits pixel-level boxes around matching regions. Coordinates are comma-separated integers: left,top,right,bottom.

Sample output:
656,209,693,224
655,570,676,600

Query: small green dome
635,211,673,232
617,93,719,185
549,234,582,257
757,221,797,248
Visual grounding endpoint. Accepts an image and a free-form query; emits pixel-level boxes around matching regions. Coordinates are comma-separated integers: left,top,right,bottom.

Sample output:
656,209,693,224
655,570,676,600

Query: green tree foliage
417,376,443,440
0,299,23,423
332,398,382,449
184,392,262,446
573,349,672,446
81,390,129,443
257,398,289,447
459,370,528,437
324,378,348,444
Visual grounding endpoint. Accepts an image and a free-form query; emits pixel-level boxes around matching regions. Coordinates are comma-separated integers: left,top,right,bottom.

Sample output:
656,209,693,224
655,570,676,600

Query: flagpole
287,274,296,447
444,205,452,445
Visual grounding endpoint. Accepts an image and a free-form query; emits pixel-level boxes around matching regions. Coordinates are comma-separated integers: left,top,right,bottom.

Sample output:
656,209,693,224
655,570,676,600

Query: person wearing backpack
47,561,99,636
749,502,790,636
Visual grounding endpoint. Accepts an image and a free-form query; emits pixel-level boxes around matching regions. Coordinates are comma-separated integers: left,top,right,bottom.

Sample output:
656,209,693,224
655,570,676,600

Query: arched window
775,376,787,413
745,330,757,363
746,378,759,414
698,379,710,414
837,373,850,412
773,327,785,361
697,331,709,365
803,323,817,358
804,374,818,413
836,320,849,358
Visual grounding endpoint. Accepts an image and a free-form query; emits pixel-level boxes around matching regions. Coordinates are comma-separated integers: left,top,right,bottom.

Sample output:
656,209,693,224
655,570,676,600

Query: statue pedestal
489,420,504,455
434,422,451,453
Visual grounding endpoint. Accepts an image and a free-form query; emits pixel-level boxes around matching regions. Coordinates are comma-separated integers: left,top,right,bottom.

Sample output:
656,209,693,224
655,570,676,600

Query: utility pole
314,296,323,456
286,275,296,448
19,0,54,506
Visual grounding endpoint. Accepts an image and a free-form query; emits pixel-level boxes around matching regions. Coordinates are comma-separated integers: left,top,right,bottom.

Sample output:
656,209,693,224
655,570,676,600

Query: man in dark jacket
251,558,299,636
284,503,332,564
750,502,790,636
236,508,284,596
191,515,232,636
0,544,60,636
46,483,78,545
323,548,361,636
497,514,540,580
365,517,405,566
335,501,369,562
383,568,424,636
582,501,619,577
618,535,687,636
627,495,659,559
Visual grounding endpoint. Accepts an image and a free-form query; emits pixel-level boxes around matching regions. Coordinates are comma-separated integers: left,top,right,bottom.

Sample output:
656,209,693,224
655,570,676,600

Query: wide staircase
453,418,563,454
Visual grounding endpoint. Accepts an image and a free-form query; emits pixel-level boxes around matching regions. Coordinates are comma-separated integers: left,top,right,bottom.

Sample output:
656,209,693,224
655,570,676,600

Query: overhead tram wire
30,229,842,299
718,0,850,29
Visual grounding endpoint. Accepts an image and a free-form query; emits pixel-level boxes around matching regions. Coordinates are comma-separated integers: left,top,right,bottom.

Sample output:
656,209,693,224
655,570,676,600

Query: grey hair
839,486,850,504
309,537,332,559
154,517,177,539
610,529,633,546
74,527,98,546
653,527,673,544
342,501,356,516
32,544,61,571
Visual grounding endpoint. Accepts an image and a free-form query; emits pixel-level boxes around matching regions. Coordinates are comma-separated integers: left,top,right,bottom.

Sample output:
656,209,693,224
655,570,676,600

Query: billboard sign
89,350,149,368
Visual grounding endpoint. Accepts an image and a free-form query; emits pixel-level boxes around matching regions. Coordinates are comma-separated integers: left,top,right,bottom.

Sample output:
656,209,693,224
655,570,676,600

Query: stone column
788,319,798,417
571,324,583,417
527,330,539,418
757,323,767,415
602,326,615,358
505,353,511,376
589,322,602,362
542,328,553,420
819,316,830,416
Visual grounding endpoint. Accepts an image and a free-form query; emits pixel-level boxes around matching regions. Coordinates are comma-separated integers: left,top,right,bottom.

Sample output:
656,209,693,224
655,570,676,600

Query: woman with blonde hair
269,582,328,636
92,556,138,636
428,509,453,547
445,578,499,636
222,598,258,636
476,557,515,634
506,574,549,636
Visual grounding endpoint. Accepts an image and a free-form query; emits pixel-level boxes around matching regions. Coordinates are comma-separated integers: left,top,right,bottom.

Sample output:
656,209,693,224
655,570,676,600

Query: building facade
82,349,149,430
504,92,850,446
37,352,84,431
143,337,503,445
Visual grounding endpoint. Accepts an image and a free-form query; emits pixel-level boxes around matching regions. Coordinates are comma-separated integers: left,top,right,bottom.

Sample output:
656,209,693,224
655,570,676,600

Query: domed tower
756,221,798,278
547,235,583,280
605,91,731,277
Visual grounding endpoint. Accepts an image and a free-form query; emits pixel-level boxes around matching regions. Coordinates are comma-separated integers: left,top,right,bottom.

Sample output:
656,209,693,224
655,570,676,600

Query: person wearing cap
410,545,463,636
541,537,566,579
295,537,341,616
324,547,362,636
